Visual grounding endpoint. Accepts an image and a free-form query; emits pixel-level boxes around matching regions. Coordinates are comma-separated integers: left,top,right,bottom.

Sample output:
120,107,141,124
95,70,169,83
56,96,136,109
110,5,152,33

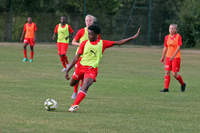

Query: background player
52,16,74,72
71,14,99,99
20,17,37,63
160,24,186,92
66,25,140,112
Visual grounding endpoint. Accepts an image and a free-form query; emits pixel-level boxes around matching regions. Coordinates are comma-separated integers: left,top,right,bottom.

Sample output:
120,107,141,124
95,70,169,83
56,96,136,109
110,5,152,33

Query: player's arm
113,27,140,46
170,45,181,61
52,32,57,40
20,26,25,42
160,46,168,63
72,38,80,46
65,53,81,80
52,25,58,40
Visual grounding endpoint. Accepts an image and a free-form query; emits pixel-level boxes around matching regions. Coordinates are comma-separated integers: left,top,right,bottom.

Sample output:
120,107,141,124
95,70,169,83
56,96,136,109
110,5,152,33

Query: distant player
20,17,37,63
52,16,74,72
160,24,186,92
66,25,140,112
71,14,100,99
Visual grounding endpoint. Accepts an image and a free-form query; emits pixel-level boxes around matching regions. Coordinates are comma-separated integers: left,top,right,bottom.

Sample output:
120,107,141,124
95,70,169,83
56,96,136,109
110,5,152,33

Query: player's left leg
29,39,35,63
30,45,34,63
172,58,186,92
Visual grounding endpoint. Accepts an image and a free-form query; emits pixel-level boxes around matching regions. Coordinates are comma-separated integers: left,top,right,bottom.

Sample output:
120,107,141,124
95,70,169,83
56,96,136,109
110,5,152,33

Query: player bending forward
65,25,140,112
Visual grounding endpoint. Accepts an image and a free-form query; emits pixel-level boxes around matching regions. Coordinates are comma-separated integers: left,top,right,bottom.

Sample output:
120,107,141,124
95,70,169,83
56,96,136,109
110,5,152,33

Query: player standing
71,14,99,99
52,16,74,72
20,17,37,63
65,25,140,112
160,24,186,92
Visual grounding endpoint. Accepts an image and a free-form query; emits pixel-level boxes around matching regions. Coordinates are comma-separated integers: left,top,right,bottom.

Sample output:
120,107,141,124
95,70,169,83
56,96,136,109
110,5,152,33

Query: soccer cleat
71,92,77,99
181,83,186,92
61,68,67,72
29,59,33,63
160,88,169,92
68,105,79,112
23,58,28,62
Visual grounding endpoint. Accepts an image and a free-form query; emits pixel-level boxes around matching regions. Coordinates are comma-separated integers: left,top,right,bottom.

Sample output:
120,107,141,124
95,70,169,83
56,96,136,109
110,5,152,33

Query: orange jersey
24,22,37,38
164,33,182,58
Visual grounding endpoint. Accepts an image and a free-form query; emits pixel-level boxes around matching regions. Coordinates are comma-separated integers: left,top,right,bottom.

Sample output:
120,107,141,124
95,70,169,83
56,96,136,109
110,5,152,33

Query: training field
0,43,200,133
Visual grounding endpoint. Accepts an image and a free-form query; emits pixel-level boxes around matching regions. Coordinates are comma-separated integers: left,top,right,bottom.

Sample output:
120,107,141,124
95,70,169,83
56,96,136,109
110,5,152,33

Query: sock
164,75,170,89
31,51,34,59
64,55,69,64
74,82,79,93
176,75,184,86
60,56,66,68
73,91,86,105
24,49,27,58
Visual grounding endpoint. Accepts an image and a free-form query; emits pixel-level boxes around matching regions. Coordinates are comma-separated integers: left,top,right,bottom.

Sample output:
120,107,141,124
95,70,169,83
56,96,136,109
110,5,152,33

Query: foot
181,83,186,92
68,105,79,112
71,92,77,99
160,88,169,92
29,59,33,63
61,68,67,72
23,58,28,62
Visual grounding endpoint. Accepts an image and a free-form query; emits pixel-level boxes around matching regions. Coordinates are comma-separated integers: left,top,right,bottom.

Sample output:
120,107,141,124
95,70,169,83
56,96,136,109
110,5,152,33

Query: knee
70,79,77,87
172,72,178,78
165,71,170,76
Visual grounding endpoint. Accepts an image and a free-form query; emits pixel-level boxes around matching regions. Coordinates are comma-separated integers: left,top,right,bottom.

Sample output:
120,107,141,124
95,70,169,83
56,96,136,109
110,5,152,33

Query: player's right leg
23,43,28,62
69,78,94,112
160,57,171,92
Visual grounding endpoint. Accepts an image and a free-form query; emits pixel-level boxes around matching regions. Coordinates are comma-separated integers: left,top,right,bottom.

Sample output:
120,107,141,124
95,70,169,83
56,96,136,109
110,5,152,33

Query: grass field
0,43,200,133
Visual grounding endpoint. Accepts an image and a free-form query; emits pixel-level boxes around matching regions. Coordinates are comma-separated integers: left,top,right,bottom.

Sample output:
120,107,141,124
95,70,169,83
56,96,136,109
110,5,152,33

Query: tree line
0,0,199,47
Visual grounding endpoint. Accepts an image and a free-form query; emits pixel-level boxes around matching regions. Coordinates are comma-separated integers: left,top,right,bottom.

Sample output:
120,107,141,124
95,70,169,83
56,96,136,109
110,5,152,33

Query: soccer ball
44,98,57,111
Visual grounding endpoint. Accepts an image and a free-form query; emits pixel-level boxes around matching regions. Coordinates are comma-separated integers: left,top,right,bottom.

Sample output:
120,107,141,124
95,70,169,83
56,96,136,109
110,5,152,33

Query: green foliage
178,0,200,48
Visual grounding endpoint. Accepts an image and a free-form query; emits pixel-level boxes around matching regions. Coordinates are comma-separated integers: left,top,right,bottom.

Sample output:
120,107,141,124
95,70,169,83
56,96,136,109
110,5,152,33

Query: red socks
164,75,170,89
24,49,27,58
176,75,184,86
64,55,69,64
73,91,86,105
31,51,34,59
60,56,66,68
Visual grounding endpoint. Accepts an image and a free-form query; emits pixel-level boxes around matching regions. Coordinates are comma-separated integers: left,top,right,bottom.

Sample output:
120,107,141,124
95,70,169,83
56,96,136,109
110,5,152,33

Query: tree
178,0,200,47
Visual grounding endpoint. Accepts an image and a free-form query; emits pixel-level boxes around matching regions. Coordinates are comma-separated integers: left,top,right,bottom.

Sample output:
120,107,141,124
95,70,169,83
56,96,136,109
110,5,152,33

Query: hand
20,37,23,42
170,56,175,61
132,26,141,39
52,36,55,40
65,72,70,80
160,57,164,64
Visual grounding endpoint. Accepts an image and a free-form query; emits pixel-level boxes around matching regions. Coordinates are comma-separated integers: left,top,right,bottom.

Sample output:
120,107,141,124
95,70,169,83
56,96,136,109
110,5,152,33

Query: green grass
0,43,200,133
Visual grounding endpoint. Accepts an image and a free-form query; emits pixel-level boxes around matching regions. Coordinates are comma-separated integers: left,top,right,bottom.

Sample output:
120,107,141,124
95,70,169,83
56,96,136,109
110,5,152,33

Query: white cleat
71,93,77,99
68,105,79,112
61,68,67,72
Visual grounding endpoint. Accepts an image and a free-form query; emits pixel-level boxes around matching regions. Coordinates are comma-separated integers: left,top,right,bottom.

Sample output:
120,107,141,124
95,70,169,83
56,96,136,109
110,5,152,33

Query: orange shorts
24,38,35,46
165,57,181,72
72,65,98,82
57,42,68,55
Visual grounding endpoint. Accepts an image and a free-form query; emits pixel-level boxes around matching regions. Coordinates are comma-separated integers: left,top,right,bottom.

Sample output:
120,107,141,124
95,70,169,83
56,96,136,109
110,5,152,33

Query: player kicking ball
65,25,140,112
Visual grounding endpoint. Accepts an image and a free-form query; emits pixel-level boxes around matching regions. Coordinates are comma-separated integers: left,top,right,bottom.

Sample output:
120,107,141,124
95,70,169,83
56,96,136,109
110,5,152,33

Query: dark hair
88,24,101,34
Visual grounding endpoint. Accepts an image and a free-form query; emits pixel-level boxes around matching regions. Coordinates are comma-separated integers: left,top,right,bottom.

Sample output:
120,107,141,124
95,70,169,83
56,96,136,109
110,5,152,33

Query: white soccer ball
44,98,57,111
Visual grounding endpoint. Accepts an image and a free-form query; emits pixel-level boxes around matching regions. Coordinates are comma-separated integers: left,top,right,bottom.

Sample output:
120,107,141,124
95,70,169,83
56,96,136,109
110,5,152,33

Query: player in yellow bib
52,16,74,72
66,24,140,112
71,15,100,99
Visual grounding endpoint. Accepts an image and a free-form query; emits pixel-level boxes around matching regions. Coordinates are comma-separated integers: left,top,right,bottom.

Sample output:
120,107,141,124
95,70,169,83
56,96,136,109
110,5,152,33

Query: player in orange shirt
52,16,74,72
20,17,37,63
160,24,186,92
70,15,99,99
